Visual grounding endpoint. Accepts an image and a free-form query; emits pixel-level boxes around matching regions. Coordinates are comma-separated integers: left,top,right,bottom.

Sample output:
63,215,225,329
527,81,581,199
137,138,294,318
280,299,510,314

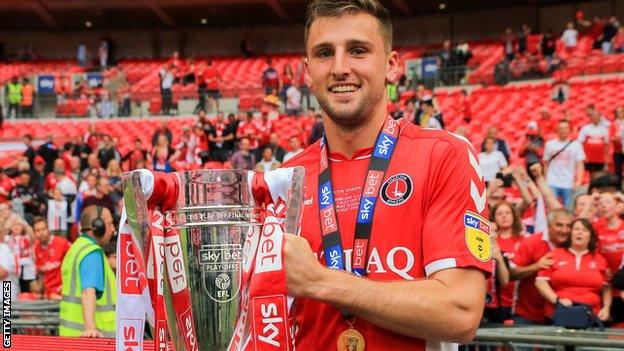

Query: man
543,119,585,208
510,209,573,325
21,77,34,118
152,120,173,146
81,153,107,180
160,65,174,115
23,134,36,165
5,75,22,119
122,138,148,171
59,205,116,337
262,58,280,94
30,156,46,198
33,217,70,299
283,136,304,163
37,135,59,174
230,138,256,170
10,170,43,220
97,134,120,170
82,177,115,216
307,112,324,145
254,147,281,172
264,132,286,163
208,112,234,163
414,98,444,129
71,135,92,171
282,1,490,349
578,104,609,174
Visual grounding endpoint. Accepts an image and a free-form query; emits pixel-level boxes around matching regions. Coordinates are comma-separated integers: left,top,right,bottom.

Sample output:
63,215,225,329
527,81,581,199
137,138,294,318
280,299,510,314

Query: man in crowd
262,58,280,94
481,126,511,162
33,217,70,300
282,1,490,349
263,132,286,163
230,138,256,170
97,134,120,170
283,136,304,163
578,104,610,174
59,205,116,337
82,177,115,217
543,119,585,208
510,209,573,325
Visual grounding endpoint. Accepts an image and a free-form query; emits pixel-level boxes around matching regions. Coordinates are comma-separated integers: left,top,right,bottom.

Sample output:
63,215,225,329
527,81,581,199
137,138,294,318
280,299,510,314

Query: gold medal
337,320,365,351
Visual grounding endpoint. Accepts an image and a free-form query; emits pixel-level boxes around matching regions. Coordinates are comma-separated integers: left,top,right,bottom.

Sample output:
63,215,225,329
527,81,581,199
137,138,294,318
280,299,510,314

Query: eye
350,47,367,55
316,49,332,58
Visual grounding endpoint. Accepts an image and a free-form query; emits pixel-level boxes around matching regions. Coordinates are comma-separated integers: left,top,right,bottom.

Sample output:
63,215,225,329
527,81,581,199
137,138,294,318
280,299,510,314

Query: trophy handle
282,166,305,236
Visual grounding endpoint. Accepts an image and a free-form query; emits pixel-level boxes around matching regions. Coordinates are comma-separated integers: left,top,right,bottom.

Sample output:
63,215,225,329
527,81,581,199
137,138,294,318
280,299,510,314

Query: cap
34,155,45,165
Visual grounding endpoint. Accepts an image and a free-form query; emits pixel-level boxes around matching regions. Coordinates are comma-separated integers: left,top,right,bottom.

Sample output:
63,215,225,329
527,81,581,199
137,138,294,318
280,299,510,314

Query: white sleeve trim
535,276,550,281
425,258,457,277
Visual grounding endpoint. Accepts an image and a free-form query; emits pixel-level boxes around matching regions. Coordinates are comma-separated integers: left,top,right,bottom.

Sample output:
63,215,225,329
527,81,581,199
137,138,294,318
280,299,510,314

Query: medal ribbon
318,117,400,276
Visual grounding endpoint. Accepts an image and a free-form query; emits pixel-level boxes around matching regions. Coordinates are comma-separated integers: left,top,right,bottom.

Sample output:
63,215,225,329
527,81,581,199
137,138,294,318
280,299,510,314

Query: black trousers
161,88,172,115
614,152,624,182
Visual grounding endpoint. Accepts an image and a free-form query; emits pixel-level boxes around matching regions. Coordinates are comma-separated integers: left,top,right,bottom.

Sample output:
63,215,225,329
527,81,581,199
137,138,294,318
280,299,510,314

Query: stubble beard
316,87,382,131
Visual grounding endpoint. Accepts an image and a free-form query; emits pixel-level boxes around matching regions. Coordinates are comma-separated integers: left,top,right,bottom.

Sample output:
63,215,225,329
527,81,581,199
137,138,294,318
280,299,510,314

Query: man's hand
284,233,326,298
536,252,553,270
81,328,103,338
597,306,610,321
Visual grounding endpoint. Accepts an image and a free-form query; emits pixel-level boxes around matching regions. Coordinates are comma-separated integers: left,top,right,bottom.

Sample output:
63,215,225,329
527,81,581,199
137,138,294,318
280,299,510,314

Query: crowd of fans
496,13,624,84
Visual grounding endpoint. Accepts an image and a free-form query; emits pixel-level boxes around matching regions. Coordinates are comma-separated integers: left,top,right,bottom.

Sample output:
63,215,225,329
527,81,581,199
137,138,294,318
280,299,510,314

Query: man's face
270,133,279,146
290,137,300,150
305,12,398,129
33,222,50,244
88,154,98,167
557,122,570,139
19,173,30,186
240,139,250,151
98,178,111,195
548,214,572,246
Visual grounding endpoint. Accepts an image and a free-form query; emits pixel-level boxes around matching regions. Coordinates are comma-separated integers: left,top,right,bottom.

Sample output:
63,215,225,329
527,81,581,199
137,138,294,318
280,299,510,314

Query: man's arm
285,234,485,343
509,252,552,281
81,287,103,337
575,161,585,189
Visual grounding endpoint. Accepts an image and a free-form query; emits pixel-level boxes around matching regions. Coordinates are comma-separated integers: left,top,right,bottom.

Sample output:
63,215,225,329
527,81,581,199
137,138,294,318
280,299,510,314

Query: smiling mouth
329,84,360,94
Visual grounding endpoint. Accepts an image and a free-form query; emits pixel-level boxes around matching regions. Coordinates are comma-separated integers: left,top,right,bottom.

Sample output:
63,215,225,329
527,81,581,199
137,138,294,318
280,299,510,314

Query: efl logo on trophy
199,244,243,303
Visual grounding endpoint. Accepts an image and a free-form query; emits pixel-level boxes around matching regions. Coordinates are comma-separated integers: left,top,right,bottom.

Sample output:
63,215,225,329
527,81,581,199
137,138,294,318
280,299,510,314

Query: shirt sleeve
421,139,492,277
79,250,105,299
574,142,586,161
577,127,587,143
498,152,508,168
512,238,532,268
536,264,553,281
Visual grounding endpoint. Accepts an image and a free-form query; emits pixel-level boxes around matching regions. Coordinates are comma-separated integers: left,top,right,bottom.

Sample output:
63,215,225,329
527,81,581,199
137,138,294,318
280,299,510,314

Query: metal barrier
10,300,60,336
464,326,624,351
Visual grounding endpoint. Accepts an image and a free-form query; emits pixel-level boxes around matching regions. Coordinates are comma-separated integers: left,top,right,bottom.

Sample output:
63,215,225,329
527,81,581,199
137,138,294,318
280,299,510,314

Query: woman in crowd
535,218,611,321
479,137,509,183
487,201,526,322
106,159,123,204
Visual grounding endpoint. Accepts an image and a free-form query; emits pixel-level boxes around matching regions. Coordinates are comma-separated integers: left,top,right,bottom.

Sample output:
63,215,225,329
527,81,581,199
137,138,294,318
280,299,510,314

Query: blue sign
37,75,55,94
86,73,103,88
421,56,439,78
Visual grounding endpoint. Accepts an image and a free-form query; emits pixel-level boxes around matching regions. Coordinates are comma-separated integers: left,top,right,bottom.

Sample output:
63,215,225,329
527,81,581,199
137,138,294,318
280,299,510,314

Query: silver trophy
123,168,304,351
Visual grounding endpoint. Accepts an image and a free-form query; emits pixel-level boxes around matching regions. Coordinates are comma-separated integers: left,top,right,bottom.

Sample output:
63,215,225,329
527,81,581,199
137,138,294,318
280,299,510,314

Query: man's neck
558,136,569,142
607,214,621,228
322,112,387,159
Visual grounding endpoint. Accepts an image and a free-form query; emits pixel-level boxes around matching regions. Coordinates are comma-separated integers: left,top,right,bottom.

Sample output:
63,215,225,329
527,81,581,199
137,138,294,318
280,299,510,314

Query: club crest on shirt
464,211,492,262
380,173,413,206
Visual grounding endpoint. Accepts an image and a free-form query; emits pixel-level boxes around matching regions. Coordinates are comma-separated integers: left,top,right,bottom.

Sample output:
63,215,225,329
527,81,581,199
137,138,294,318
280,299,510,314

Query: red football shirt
511,232,554,323
593,217,624,274
33,235,71,296
536,248,608,316
236,121,260,149
497,234,524,308
283,121,492,350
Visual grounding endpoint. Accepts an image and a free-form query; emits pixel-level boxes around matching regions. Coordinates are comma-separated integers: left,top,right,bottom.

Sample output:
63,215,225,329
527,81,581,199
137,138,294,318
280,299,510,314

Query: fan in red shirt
535,218,611,320
0,168,16,203
32,217,70,299
591,192,624,324
236,112,260,150
487,201,526,322
282,1,491,349
510,209,572,324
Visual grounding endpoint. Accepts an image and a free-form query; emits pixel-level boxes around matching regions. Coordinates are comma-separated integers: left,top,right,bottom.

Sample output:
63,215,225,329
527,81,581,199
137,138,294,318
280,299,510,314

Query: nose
331,49,351,80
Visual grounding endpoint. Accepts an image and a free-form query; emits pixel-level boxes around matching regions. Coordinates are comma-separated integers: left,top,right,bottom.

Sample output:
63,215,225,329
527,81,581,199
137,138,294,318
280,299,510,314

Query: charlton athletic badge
381,173,413,206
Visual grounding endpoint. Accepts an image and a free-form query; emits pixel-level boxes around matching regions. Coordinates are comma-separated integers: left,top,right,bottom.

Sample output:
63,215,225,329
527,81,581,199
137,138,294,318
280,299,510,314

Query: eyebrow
310,39,375,53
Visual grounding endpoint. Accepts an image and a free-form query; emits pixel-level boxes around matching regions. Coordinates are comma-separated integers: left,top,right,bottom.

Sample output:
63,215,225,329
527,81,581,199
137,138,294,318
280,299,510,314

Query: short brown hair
305,0,393,52
32,216,47,228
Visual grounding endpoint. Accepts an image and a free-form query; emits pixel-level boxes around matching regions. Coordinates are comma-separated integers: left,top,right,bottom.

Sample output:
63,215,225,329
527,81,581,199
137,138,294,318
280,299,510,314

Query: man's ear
304,57,313,93
385,50,399,84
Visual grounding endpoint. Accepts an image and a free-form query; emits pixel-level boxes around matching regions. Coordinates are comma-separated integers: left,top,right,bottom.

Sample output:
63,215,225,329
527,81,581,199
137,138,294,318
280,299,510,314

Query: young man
59,205,116,338
32,217,70,299
282,1,490,349
578,104,609,174
543,119,585,208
